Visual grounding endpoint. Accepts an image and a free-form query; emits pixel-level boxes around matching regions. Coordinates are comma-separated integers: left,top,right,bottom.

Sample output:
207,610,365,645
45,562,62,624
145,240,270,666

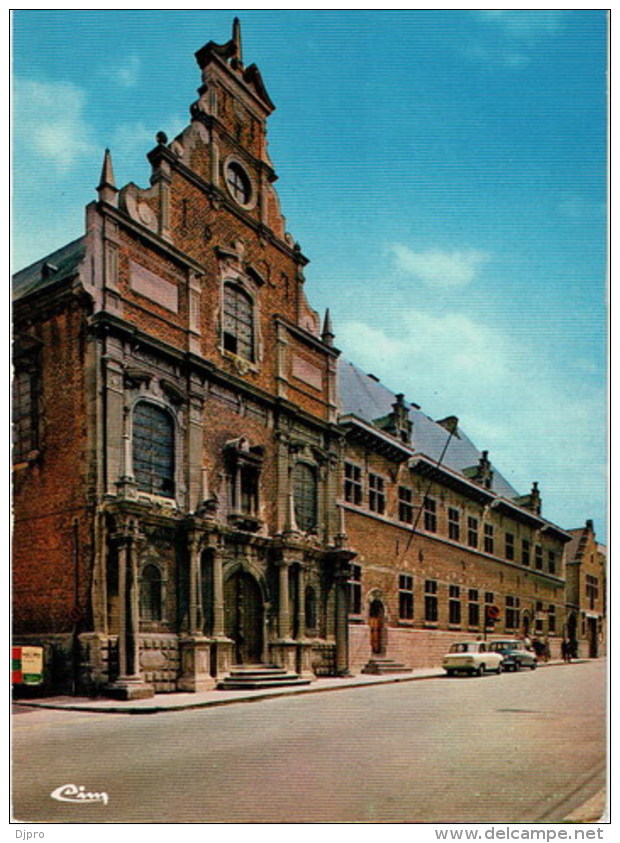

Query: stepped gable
337,358,519,500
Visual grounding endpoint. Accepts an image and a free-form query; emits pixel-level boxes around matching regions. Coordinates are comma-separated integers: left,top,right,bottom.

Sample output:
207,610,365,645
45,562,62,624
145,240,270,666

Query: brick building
564,521,607,659
12,22,589,696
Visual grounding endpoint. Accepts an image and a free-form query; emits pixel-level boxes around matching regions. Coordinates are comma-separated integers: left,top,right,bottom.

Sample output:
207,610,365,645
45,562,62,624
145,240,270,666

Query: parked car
488,639,537,671
442,641,504,676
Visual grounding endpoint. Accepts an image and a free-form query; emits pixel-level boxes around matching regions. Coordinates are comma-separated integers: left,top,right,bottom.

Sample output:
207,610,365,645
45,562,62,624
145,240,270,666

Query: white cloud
13,78,98,173
390,244,490,288
102,54,141,88
337,308,606,531
477,10,563,40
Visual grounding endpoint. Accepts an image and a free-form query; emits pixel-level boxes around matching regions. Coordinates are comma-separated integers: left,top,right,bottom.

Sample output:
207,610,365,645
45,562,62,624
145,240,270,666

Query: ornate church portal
224,570,264,665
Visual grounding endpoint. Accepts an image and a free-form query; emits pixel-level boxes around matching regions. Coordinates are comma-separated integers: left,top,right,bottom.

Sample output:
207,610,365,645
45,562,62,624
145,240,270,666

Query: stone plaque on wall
130,261,179,313
292,355,323,391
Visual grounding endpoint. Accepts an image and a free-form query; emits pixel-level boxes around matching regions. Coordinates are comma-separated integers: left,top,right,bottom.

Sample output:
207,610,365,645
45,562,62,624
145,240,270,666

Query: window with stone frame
535,601,544,633
548,604,556,632
548,550,556,575
293,462,318,532
398,486,413,524
585,575,599,611
398,573,414,620
140,563,164,622
468,589,480,627
483,523,494,554
448,507,460,541
449,585,461,625
535,544,543,570
225,160,252,206
305,586,318,631
344,462,363,506
222,281,254,361
225,439,263,524
467,516,478,549
505,532,515,561
425,579,438,623
521,538,531,567
12,360,39,463
348,564,362,616
505,595,520,630
368,472,386,514
133,401,175,497
424,496,437,533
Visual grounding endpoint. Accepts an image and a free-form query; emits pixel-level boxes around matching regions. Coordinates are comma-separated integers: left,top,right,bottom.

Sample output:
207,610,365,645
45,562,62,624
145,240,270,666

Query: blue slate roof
338,358,519,500
13,237,86,302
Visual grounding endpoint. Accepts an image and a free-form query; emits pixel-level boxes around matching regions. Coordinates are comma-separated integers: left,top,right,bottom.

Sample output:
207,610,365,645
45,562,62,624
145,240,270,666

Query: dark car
488,639,537,671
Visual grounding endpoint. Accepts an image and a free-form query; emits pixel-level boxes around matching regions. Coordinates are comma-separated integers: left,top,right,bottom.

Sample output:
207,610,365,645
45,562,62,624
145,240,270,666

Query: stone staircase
216,665,312,691
360,657,412,675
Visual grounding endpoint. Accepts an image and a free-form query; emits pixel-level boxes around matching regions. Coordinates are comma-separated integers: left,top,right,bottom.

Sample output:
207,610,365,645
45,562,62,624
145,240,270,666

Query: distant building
12,22,591,696
564,521,607,658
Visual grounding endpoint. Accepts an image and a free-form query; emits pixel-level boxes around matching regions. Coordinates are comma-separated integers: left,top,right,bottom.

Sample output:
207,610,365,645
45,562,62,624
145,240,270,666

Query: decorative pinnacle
232,17,243,65
97,148,118,206
322,308,335,346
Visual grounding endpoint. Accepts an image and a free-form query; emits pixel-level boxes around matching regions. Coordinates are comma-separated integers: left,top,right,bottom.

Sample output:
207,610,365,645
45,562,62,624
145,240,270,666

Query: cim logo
50,784,109,806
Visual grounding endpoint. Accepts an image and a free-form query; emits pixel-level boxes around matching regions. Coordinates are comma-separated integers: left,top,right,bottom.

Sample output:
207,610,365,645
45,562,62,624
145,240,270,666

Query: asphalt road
12,659,606,823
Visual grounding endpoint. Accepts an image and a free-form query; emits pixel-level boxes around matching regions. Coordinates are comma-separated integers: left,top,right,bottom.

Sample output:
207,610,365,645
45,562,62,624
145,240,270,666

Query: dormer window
223,282,254,361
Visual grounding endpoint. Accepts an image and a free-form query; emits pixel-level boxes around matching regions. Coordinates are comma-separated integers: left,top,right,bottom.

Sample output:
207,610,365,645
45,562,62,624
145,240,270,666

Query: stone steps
361,658,412,675
217,665,312,691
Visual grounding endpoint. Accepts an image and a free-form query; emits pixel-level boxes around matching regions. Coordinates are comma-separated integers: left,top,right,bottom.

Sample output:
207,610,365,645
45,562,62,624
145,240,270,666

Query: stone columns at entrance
209,539,233,676
270,558,297,672
334,558,353,676
106,520,154,700
295,563,315,679
178,531,214,692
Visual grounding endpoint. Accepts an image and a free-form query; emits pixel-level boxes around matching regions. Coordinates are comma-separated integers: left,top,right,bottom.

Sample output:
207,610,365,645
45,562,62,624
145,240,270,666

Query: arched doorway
224,570,264,665
369,599,386,655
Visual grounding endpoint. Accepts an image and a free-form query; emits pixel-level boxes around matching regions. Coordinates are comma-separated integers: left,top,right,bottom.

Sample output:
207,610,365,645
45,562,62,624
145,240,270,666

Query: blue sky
12,10,608,539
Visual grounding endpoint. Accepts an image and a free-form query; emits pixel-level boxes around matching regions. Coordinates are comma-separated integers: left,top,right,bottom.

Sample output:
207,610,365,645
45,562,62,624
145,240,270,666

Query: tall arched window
133,401,175,497
140,563,163,622
293,462,318,532
223,282,254,361
305,586,317,631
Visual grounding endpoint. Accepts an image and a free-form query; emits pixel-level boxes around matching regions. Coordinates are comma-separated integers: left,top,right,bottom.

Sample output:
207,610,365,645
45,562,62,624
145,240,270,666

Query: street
12,659,606,823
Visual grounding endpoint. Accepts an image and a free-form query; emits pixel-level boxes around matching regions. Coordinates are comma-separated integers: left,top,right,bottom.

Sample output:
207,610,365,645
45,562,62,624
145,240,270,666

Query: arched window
305,586,317,631
223,282,254,361
225,161,252,206
133,401,175,497
293,462,317,532
140,563,163,622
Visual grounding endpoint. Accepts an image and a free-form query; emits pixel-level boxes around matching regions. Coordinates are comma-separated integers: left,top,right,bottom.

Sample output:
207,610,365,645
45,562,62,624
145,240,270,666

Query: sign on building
12,646,44,685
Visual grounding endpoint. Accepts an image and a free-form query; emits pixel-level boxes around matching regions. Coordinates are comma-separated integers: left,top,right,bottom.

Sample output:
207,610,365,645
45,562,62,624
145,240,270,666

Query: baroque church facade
12,23,592,697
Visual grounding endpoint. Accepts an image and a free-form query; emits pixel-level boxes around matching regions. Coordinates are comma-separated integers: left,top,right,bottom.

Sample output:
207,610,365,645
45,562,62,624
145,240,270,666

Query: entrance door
224,571,263,664
587,618,598,658
369,599,385,655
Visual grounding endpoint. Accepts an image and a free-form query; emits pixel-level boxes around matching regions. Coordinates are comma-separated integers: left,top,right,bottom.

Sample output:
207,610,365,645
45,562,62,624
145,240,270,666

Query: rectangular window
548,604,556,633
398,486,413,524
449,585,461,625
468,589,479,627
535,544,543,570
483,523,494,555
548,550,556,575
344,462,362,506
425,579,438,623
522,539,530,567
398,574,414,620
467,516,478,549
423,497,437,532
506,595,520,630
535,601,544,633
349,564,362,615
505,532,515,561
12,366,38,462
448,508,460,541
585,575,599,611
368,473,386,514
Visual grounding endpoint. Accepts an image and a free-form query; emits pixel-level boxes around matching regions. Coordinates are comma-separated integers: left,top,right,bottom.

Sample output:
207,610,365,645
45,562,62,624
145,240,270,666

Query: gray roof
13,237,86,302
338,358,519,500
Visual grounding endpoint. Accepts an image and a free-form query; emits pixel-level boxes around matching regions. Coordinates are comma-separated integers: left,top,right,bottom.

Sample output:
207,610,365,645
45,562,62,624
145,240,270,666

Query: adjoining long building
12,21,599,697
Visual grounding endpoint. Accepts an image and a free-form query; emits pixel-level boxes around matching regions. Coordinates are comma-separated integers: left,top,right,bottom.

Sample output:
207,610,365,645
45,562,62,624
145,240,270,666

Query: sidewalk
13,659,580,716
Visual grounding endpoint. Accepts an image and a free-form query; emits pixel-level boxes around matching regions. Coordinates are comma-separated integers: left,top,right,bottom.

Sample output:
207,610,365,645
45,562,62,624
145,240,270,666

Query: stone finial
97,148,118,207
232,17,243,66
322,309,335,347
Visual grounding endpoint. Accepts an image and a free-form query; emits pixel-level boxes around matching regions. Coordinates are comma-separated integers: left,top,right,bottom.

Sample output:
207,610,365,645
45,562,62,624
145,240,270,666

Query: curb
12,658,585,716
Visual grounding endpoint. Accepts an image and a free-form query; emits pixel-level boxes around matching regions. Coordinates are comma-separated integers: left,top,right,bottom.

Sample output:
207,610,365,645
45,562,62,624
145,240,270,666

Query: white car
442,641,504,677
